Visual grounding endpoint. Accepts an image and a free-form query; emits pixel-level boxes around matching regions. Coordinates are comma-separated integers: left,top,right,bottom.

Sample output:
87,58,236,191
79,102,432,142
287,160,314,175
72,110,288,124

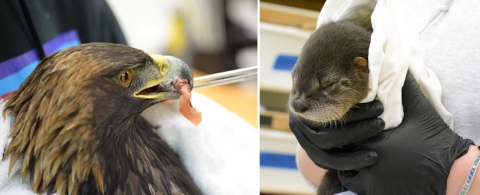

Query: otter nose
292,99,307,113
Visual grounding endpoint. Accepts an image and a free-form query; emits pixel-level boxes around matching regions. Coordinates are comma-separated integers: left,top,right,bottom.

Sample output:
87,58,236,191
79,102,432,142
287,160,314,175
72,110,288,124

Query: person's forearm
447,145,480,195
297,147,327,187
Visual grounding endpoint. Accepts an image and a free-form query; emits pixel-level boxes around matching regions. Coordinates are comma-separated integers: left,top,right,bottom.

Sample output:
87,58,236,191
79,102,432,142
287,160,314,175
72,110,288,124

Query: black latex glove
338,72,474,195
289,99,385,170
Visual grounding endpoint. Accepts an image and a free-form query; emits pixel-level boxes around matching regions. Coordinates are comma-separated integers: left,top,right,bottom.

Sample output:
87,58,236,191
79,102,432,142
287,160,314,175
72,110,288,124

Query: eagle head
2,43,195,194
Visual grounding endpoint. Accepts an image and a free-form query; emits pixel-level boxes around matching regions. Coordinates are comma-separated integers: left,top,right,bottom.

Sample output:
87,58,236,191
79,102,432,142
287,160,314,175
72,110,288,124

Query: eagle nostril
292,99,307,113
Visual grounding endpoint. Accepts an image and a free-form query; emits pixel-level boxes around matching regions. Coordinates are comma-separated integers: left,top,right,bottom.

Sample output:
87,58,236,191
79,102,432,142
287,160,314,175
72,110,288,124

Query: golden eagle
2,42,202,195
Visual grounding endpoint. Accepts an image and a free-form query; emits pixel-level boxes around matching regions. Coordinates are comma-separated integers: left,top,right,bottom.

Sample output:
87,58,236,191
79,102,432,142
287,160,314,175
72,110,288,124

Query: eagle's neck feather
85,116,201,195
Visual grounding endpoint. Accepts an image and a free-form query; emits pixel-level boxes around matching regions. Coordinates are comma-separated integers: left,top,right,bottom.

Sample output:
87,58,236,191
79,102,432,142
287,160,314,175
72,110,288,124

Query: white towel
317,0,453,130
0,92,259,195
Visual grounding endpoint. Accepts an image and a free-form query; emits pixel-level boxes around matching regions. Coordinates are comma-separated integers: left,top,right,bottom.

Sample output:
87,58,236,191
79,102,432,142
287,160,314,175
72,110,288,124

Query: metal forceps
193,66,257,89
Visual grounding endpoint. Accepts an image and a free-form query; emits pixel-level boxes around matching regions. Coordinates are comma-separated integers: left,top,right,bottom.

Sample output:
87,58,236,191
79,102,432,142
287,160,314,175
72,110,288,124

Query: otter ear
353,57,368,73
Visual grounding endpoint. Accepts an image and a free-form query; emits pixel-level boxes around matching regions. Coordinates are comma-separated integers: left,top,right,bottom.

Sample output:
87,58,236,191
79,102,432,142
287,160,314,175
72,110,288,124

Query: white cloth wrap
317,0,453,130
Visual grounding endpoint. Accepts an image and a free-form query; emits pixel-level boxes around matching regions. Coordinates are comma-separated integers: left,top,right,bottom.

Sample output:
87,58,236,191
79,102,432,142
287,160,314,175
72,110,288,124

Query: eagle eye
120,69,133,87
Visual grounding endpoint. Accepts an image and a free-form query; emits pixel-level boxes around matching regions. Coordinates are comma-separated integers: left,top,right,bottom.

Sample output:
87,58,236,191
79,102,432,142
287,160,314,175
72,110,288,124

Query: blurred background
259,0,325,194
106,0,258,128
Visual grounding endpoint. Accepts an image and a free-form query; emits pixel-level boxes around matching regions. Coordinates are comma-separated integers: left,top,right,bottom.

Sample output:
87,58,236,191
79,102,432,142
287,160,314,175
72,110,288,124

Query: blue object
260,151,297,170
0,30,80,97
273,55,298,71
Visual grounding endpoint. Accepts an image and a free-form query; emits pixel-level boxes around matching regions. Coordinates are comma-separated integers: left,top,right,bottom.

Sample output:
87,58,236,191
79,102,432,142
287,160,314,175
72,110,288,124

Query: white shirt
397,0,480,144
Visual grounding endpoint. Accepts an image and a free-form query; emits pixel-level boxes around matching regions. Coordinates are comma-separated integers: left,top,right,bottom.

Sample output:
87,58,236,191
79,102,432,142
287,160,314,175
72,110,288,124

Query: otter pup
289,20,372,194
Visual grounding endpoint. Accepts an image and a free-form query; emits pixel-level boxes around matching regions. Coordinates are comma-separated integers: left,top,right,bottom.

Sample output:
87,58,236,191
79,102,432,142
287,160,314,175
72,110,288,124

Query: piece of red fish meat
176,79,202,125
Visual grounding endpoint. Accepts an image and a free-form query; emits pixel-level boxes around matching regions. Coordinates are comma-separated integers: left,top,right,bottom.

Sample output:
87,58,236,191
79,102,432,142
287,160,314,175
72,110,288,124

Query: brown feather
3,44,107,194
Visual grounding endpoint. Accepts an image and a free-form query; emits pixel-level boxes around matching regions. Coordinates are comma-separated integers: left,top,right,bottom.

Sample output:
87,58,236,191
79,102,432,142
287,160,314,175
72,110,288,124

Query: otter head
288,20,371,126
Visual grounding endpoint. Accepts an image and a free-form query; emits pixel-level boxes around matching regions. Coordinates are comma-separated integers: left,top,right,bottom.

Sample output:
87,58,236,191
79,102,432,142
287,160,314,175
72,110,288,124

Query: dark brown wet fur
3,43,201,195
288,20,373,194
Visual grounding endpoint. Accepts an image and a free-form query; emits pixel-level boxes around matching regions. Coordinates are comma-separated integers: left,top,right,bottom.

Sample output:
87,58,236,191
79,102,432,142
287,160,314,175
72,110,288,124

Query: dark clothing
0,0,126,98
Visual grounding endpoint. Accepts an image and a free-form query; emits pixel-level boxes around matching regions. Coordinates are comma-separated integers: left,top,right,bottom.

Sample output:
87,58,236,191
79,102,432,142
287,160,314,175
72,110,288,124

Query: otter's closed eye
340,79,351,87
320,79,336,89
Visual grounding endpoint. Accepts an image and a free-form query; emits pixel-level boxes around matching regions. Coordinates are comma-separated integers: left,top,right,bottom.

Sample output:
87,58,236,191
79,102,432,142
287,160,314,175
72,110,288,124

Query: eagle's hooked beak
134,54,193,101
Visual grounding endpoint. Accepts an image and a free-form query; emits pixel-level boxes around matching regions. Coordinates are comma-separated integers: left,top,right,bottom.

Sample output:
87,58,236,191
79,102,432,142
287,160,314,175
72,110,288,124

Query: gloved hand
289,99,385,170
338,72,474,194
